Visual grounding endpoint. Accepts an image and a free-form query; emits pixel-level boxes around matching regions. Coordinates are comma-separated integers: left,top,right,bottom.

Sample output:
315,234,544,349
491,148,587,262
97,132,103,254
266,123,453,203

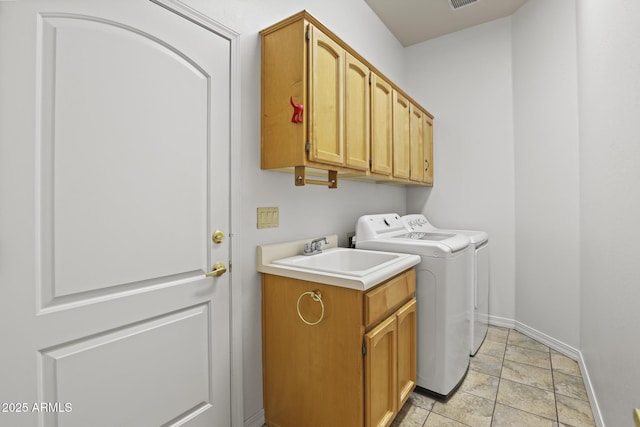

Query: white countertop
257,234,420,291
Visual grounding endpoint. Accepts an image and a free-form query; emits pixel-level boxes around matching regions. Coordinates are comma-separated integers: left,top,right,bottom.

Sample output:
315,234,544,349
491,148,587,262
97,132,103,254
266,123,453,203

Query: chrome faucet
303,237,329,256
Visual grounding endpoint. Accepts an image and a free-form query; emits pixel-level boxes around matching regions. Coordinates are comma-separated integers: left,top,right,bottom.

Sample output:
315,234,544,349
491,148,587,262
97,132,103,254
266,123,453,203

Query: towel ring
296,290,324,326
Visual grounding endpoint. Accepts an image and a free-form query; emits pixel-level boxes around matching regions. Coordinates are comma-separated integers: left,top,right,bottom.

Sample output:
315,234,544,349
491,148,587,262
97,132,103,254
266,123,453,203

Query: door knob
206,262,227,277
212,230,225,244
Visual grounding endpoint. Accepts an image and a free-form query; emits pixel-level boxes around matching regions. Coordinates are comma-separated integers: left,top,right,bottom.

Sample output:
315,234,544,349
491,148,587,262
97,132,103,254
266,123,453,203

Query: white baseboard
576,351,606,427
488,317,605,427
513,320,580,360
487,314,515,329
244,408,265,427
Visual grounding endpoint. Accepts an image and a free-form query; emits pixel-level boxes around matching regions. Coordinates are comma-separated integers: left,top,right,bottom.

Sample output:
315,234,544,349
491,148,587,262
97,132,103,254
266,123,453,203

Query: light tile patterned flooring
392,326,596,427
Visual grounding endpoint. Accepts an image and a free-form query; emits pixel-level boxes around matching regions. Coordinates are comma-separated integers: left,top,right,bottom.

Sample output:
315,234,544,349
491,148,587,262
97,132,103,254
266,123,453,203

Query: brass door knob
206,262,227,277
212,230,225,244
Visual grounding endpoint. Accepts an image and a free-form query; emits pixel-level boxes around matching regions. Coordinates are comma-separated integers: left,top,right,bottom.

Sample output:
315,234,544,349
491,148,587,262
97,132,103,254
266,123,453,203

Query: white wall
512,0,581,348
179,0,410,423
404,19,516,322
577,0,640,426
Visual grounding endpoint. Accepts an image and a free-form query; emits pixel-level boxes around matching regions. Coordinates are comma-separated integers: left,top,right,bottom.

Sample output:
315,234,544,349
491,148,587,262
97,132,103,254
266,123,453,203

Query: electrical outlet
257,207,279,229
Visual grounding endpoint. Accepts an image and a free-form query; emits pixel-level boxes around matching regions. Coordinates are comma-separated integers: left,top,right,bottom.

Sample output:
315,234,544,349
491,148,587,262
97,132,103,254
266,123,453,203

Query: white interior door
0,1,232,426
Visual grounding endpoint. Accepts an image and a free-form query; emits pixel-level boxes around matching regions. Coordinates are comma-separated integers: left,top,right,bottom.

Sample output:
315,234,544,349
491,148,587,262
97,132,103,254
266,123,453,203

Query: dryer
402,214,489,356
355,213,472,398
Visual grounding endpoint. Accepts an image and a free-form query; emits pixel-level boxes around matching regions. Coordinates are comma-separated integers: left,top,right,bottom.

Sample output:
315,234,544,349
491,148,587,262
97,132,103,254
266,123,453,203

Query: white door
0,1,232,426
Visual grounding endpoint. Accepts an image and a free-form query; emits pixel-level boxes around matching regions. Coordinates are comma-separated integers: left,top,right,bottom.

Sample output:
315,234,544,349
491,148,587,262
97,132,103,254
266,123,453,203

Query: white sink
273,248,403,277
257,236,421,290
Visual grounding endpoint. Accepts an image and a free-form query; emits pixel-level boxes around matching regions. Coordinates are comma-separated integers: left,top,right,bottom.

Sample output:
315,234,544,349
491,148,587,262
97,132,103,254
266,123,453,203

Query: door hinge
305,28,310,41
362,342,367,356
369,159,372,168
305,141,310,153
229,260,233,273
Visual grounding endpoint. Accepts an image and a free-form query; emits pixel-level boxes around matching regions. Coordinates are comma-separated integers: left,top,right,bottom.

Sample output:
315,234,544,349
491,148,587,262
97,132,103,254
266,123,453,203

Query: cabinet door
396,298,417,408
365,316,398,427
393,91,410,179
309,25,344,166
370,73,393,175
409,106,424,182
345,53,370,170
423,114,434,185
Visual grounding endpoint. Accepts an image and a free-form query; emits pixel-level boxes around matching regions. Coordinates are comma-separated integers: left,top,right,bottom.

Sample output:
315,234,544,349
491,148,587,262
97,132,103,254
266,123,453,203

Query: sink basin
273,248,402,277
257,235,421,290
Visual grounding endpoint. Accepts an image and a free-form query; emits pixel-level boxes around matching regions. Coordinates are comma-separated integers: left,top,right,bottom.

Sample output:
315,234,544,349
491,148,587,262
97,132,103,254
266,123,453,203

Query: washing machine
402,214,489,356
355,213,472,398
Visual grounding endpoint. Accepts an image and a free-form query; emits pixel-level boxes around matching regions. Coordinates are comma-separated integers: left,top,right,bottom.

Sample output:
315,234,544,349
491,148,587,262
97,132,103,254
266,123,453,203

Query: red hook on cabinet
290,96,304,123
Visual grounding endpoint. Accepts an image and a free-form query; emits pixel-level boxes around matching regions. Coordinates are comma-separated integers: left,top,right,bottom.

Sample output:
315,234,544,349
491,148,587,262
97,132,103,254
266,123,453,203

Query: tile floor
392,326,596,427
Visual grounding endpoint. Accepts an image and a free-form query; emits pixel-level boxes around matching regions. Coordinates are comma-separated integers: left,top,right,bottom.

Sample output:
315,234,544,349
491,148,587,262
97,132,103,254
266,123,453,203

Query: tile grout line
488,328,510,426
550,342,561,425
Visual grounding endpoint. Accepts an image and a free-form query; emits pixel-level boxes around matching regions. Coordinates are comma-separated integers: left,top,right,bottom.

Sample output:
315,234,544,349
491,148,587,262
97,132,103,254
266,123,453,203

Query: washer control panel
355,213,408,241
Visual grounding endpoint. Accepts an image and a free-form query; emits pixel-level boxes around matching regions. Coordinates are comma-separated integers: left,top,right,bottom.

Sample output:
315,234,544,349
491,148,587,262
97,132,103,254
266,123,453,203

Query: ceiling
365,0,528,47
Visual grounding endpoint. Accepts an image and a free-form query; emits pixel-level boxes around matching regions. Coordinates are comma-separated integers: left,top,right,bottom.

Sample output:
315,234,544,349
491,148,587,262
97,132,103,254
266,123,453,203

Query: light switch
257,207,279,229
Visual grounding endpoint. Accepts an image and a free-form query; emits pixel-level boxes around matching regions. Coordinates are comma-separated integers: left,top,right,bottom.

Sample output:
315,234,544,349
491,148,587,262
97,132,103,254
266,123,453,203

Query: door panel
370,73,393,176
424,115,434,185
40,305,210,427
309,26,344,166
409,106,424,183
0,1,231,426
393,91,410,179
396,299,417,408
40,14,209,302
365,316,397,427
345,53,370,170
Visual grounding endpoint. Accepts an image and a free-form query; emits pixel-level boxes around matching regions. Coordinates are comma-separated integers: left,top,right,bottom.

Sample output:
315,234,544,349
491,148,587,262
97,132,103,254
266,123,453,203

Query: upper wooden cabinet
260,11,433,187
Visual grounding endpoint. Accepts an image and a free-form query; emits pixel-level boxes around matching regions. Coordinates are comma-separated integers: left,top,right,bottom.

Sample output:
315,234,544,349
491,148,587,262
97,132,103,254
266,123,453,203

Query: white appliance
402,214,489,356
355,213,472,398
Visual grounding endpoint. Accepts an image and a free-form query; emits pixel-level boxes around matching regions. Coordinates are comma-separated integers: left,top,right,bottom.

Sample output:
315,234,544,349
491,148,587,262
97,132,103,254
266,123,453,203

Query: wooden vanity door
365,316,398,427
396,298,417,408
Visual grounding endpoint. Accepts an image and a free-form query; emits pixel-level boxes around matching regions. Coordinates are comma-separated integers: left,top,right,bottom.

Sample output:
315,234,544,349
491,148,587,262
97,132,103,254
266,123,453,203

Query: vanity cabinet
260,10,433,187
262,268,417,427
